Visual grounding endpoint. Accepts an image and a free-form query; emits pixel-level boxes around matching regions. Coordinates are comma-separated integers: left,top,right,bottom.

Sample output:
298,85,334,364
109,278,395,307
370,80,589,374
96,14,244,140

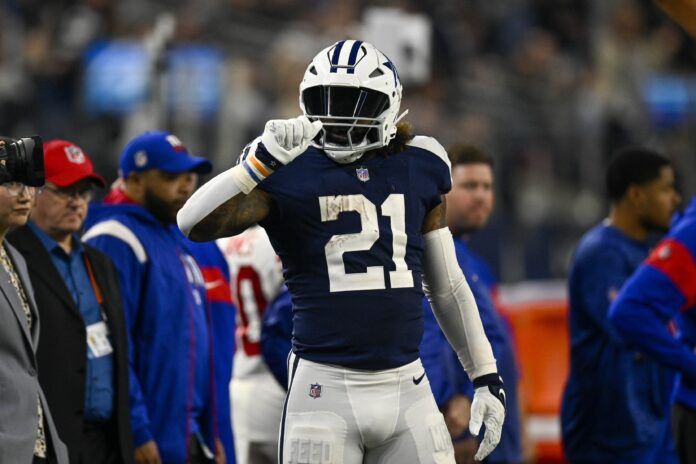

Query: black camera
0,136,44,187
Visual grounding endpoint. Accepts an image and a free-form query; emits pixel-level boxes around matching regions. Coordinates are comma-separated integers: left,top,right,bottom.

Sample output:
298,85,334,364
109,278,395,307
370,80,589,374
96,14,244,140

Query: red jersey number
235,265,268,356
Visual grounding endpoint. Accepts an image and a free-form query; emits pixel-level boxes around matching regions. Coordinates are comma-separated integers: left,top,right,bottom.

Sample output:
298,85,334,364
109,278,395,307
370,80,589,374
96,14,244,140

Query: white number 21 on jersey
319,194,414,292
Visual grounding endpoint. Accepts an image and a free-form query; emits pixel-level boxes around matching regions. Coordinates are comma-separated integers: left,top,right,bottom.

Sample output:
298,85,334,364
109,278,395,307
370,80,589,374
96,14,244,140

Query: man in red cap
8,139,135,464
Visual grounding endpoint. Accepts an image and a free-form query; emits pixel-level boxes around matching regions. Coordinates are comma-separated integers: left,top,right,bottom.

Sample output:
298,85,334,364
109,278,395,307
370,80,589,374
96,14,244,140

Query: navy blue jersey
256,136,451,370
561,223,676,463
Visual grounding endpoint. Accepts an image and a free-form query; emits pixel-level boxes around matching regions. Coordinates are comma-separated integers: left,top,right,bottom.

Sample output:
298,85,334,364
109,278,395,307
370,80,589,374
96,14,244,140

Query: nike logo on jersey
413,372,426,385
204,279,224,291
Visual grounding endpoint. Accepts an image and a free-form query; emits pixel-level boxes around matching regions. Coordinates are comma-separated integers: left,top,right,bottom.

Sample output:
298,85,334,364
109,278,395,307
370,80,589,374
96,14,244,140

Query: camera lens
0,136,44,187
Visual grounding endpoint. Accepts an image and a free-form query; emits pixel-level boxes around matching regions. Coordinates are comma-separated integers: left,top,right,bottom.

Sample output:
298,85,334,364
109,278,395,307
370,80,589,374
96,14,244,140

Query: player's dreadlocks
370,121,415,158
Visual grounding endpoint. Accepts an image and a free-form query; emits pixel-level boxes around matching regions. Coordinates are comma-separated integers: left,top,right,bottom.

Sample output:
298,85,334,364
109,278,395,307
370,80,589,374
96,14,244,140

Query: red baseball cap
44,139,106,188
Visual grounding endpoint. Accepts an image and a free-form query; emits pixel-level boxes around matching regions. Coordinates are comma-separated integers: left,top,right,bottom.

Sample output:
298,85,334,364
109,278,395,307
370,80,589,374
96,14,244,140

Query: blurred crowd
2,0,696,281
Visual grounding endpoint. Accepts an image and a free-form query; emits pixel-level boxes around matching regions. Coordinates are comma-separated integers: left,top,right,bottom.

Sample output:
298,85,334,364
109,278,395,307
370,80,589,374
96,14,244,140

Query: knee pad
405,397,455,463
284,412,348,464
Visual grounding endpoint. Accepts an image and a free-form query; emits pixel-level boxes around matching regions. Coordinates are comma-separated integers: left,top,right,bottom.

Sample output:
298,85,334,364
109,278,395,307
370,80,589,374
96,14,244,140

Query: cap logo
166,134,186,152
134,150,148,167
64,146,86,164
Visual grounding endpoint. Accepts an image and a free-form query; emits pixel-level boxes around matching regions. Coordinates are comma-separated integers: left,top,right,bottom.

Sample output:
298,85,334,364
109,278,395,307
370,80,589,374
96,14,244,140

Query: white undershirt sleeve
422,227,498,380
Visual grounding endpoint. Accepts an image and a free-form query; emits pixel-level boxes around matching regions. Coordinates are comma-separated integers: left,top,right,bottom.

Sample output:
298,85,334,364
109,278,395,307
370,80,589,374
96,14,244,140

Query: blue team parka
84,197,216,463
561,223,676,464
187,240,237,462
610,197,696,411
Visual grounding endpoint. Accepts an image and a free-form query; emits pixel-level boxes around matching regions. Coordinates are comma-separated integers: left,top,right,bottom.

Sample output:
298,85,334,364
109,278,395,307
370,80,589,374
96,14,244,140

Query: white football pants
279,354,455,464
231,373,286,464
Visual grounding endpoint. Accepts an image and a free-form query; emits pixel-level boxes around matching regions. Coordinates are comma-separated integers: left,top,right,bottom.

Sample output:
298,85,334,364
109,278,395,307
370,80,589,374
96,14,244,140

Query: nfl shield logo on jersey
356,167,370,182
309,383,322,399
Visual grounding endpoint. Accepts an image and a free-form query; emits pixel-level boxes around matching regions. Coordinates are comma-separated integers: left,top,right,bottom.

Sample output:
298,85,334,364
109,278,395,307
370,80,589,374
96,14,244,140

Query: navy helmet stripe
330,40,346,73
346,40,363,74
383,60,399,86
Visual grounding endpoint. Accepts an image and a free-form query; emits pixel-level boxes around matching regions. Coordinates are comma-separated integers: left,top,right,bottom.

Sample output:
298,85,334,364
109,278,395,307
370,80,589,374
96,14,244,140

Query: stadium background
2,0,695,461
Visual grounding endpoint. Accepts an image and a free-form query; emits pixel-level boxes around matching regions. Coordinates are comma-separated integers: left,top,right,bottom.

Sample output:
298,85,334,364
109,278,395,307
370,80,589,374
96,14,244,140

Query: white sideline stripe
82,220,148,264
498,279,568,307
525,414,561,442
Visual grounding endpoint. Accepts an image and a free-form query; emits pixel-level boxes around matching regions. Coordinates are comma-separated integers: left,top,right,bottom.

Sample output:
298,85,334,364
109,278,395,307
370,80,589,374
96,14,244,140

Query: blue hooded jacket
84,199,215,463
610,197,696,411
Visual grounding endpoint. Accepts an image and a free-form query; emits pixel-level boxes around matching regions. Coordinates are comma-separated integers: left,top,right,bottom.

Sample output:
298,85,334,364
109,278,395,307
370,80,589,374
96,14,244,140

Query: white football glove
469,374,506,462
260,115,323,164
177,116,322,237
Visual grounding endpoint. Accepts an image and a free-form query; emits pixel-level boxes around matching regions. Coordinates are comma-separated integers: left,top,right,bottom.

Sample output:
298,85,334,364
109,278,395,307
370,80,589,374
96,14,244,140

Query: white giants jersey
218,226,284,379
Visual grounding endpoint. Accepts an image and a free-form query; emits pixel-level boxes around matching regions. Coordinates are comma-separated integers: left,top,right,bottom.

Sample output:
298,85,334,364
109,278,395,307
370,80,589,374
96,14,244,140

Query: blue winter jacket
188,241,237,462
561,223,676,464
610,198,696,411
84,200,215,463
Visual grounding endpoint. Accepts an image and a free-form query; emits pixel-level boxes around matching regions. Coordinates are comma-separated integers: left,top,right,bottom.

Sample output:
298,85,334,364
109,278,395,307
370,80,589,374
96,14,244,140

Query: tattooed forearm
422,197,448,234
226,189,272,235
189,189,271,241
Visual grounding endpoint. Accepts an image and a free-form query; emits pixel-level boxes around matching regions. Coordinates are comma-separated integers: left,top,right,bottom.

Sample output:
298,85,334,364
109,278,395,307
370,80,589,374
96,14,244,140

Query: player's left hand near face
261,115,322,164
468,373,506,461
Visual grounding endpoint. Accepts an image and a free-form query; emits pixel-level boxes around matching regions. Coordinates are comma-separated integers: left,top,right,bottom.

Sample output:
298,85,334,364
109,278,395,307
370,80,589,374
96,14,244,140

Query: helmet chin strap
325,149,365,164
319,133,370,164
394,109,409,125
316,110,407,164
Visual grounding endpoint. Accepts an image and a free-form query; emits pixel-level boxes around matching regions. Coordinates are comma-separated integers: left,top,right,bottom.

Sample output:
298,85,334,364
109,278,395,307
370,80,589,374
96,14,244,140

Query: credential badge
356,167,370,182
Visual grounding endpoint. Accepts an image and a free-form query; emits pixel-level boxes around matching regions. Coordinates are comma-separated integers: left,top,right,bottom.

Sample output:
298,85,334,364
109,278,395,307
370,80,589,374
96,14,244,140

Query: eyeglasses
42,185,94,202
1,182,36,197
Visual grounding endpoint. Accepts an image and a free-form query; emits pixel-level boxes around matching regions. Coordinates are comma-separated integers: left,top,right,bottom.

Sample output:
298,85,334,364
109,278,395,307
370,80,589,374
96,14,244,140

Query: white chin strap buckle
325,149,364,164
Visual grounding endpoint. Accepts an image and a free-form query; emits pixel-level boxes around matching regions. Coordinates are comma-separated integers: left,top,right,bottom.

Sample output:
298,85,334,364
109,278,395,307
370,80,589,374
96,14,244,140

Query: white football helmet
299,40,404,164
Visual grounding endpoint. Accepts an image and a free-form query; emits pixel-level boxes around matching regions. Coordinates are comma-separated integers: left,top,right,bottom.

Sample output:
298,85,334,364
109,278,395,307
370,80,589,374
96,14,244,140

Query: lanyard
83,254,107,321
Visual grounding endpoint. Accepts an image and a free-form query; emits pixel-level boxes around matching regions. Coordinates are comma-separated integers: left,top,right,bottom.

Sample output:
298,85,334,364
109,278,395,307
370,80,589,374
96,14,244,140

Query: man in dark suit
0,139,68,464
9,139,134,463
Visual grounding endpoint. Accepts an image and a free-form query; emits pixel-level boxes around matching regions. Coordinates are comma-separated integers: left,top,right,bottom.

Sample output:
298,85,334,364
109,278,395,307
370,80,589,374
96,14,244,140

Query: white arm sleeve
177,163,254,237
422,227,498,380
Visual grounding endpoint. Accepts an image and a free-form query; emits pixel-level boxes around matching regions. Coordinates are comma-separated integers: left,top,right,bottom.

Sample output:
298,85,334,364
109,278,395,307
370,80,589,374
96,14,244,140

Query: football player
218,226,286,464
178,40,505,463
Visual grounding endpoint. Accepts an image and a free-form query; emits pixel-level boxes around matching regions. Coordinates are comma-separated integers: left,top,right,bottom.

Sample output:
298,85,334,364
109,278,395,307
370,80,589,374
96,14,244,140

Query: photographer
0,137,68,464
